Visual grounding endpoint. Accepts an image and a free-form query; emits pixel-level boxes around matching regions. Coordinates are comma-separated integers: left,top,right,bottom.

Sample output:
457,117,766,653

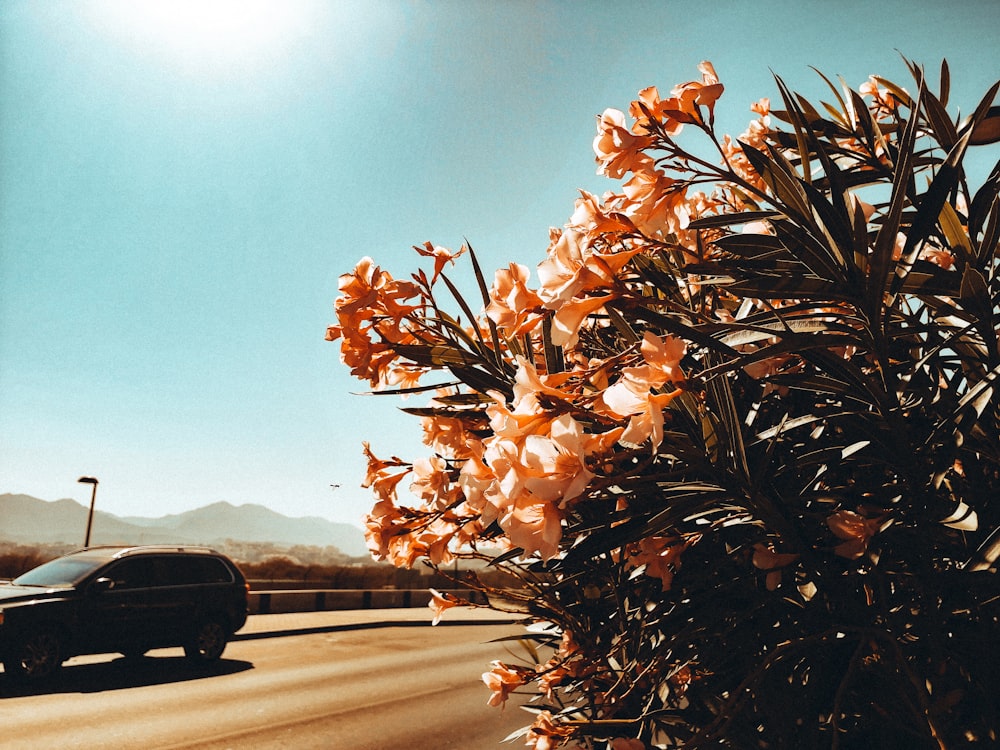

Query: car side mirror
91,577,116,594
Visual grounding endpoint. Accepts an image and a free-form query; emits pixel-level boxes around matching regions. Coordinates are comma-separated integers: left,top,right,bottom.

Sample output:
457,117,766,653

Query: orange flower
330,257,428,388
752,543,800,590
827,509,886,559
361,442,410,502
597,333,686,449
629,85,685,137
408,456,452,506
593,108,653,178
428,587,460,625
667,60,724,125
621,165,692,237
414,240,466,284
525,710,575,750
502,492,564,561
512,356,576,404
920,242,956,270
859,76,900,119
619,389,681,452
610,740,645,750
750,97,770,117
627,535,699,590
421,409,482,460
536,230,639,350
483,660,527,708
457,451,501,521
487,263,545,335
567,189,635,239
536,228,598,306
550,293,614,348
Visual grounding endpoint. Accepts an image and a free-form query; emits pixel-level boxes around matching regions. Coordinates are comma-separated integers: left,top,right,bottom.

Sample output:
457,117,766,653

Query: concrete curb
233,607,525,641
233,617,524,641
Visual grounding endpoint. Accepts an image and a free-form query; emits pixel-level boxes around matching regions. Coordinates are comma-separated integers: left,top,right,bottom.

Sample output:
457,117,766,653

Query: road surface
0,613,535,749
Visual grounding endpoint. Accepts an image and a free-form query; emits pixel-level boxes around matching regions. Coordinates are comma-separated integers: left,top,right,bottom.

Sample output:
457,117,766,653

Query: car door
146,555,203,646
77,557,156,655
146,556,237,644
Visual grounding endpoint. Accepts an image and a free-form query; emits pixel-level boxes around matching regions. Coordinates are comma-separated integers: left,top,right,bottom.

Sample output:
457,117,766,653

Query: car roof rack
67,544,221,556
113,545,221,556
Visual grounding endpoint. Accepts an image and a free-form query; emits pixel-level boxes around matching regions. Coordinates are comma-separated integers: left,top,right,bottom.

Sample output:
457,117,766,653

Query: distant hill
0,494,368,558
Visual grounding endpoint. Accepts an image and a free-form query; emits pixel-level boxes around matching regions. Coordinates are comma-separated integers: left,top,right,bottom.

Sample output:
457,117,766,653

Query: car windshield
13,554,111,587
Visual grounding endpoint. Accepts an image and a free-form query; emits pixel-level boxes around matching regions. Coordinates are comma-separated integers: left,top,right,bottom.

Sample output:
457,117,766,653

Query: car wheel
184,619,227,663
4,630,63,680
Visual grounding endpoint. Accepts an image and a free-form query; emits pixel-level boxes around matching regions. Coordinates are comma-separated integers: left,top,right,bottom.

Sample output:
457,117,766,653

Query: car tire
184,619,227,663
4,630,64,680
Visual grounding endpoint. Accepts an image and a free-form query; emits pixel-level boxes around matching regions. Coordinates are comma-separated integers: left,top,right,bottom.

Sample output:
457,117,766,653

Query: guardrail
248,588,488,615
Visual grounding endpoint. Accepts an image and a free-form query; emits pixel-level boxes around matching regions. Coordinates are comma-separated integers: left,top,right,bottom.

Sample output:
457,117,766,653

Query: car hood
0,584,73,604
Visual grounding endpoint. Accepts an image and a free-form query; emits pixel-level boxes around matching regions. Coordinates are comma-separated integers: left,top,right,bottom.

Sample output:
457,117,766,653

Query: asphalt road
0,611,535,749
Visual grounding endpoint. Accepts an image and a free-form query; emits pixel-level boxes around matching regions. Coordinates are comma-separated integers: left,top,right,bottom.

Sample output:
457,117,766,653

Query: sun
90,0,313,74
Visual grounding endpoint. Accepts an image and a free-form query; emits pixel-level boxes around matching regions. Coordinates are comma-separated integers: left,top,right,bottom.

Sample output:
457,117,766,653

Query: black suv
0,545,249,680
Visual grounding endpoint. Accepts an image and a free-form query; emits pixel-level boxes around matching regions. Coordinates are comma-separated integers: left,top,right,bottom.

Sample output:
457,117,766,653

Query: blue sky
2,0,998,528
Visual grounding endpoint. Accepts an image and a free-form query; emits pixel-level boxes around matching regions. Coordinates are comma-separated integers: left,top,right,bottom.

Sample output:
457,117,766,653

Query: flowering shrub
328,60,1000,748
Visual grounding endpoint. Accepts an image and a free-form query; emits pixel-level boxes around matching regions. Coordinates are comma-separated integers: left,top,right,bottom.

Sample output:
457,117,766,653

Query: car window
103,558,156,589
151,556,233,586
13,555,109,587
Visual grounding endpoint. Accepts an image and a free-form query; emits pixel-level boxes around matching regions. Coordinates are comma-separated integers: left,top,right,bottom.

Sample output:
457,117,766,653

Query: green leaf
920,85,959,152
738,140,812,221
687,211,781,229
773,75,813,183
867,80,923,325
890,128,974,297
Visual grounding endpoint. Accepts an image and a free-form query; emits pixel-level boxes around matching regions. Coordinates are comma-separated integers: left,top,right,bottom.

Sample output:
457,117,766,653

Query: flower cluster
330,60,1000,749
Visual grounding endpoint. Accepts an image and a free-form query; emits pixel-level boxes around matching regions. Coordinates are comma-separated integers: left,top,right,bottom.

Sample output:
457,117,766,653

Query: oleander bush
328,59,1000,749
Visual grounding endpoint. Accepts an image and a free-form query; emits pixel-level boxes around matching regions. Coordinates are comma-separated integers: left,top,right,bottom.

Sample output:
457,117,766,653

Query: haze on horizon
2,0,998,526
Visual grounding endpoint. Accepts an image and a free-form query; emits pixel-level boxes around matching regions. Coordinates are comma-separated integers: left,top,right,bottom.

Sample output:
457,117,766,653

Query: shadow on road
0,655,253,698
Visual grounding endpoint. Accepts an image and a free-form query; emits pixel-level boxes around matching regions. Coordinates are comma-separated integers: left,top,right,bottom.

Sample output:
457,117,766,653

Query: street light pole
78,476,99,548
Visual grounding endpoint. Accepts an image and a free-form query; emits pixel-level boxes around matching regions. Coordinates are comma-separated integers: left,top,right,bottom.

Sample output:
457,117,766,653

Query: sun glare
91,0,313,74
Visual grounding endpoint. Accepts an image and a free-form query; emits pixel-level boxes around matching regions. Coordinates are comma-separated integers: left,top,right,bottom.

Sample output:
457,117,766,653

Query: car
0,545,249,680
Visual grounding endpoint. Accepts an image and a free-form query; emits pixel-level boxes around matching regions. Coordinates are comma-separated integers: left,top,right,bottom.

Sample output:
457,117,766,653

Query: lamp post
78,476,99,548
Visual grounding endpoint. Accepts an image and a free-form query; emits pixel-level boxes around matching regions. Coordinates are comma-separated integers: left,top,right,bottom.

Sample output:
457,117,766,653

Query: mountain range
0,493,368,558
